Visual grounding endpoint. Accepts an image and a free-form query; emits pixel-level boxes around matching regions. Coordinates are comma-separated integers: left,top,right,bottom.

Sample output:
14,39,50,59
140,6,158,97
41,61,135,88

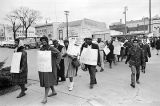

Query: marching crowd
11,36,160,104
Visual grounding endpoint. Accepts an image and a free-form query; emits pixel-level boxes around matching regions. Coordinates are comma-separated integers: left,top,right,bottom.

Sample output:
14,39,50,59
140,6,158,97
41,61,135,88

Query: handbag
71,58,81,68
81,63,87,71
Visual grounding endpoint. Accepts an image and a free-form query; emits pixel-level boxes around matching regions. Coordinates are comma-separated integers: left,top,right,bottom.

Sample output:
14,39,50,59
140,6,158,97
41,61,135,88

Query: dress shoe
17,92,26,98
48,92,57,97
100,68,104,72
61,78,66,81
136,80,140,84
41,99,47,104
90,84,94,89
130,84,135,88
69,82,74,91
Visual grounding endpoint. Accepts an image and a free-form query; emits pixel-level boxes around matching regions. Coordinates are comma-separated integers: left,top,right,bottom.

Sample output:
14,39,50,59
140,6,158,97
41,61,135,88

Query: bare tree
14,7,41,38
5,14,21,40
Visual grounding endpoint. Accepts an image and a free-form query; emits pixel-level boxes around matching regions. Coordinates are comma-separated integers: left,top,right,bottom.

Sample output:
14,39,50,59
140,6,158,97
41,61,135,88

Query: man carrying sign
80,37,100,89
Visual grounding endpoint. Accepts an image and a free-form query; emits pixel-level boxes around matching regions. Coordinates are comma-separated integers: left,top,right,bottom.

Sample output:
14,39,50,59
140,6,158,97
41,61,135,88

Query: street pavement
0,48,160,106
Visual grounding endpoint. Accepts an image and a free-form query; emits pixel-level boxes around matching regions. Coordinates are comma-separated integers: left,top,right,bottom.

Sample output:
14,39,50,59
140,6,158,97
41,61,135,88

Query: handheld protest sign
10,52,22,73
37,51,52,72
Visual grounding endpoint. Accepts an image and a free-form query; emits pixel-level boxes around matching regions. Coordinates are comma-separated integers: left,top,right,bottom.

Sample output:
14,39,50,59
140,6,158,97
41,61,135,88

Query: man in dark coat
155,37,160,55
80,37,101,89
53,40,66,83
106,41,114,68
123,39,133,56
125,39,145,88
140,39,151,73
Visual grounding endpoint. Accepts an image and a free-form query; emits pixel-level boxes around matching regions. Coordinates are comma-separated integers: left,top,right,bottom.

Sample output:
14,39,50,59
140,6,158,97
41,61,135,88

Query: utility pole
123,6,128,36
64,11,69,39
143,17,146,35
149,0,151,33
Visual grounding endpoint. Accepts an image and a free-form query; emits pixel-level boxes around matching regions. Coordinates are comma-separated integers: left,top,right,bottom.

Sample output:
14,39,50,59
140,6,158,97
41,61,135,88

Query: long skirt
12,71,28,85
39,71,57,87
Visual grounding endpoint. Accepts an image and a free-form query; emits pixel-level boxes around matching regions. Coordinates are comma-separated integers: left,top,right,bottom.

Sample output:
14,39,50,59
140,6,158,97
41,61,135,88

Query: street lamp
149,0,152,33
123,6,128,36
64,11,69,39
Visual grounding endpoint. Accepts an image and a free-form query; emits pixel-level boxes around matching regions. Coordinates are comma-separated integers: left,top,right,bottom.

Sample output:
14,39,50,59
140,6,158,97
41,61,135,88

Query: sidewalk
0,79,94,106
0,49,160,106
0,70,110,106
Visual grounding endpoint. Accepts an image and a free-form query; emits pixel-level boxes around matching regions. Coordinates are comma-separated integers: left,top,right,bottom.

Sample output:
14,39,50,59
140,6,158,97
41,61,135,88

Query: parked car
22,38,41,49
0,40,15,48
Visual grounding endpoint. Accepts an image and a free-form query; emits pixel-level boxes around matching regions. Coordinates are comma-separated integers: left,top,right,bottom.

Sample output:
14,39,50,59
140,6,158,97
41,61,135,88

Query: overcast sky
0,0,160,27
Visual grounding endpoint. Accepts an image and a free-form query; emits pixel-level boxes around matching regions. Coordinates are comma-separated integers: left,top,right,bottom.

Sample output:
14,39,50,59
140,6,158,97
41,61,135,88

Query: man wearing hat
80,37,101,89
125,39,145,88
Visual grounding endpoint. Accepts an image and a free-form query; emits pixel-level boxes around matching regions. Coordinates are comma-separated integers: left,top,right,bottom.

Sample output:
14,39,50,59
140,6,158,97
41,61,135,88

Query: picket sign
80,48,98,65
36,51,52,72
103,46,110,55
10,52,22,73
113,41,121,55
67,44,80,56
114,46,121,55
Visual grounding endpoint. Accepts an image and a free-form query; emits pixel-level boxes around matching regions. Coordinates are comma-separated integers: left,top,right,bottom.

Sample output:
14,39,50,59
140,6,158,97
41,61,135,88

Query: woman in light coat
61,40,77,91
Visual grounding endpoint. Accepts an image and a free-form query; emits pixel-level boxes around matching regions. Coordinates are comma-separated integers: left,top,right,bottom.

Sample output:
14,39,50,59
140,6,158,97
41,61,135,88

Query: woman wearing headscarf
61,39,77,91
12,39,28,98
38,36,61,104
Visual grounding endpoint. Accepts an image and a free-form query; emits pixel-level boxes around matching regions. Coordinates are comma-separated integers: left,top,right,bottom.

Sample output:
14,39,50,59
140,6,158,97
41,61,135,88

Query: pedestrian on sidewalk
80,38,88,71
125,39,145,88
80,37,101,89
97,38,105,72
39,37,61,104
12,39,28,98
155,37,160,55
140,39,151,73
61,40,77,91
53,40,66,84
106,41,114,68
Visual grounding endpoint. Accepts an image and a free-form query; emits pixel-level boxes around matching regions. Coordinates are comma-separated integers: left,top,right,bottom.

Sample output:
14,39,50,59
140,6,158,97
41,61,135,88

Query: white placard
114,46,121,55
103,46,110,55
80,48,98,65
10,52,22,73
37,51,52,72
67,44,80,56
113,41,121,55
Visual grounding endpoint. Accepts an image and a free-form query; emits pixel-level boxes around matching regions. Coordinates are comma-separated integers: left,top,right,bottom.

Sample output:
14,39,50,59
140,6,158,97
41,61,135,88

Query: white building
110,16,160,37
0,24,13,41
16,26,36,38
58,18,107,40
35,22,61,40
